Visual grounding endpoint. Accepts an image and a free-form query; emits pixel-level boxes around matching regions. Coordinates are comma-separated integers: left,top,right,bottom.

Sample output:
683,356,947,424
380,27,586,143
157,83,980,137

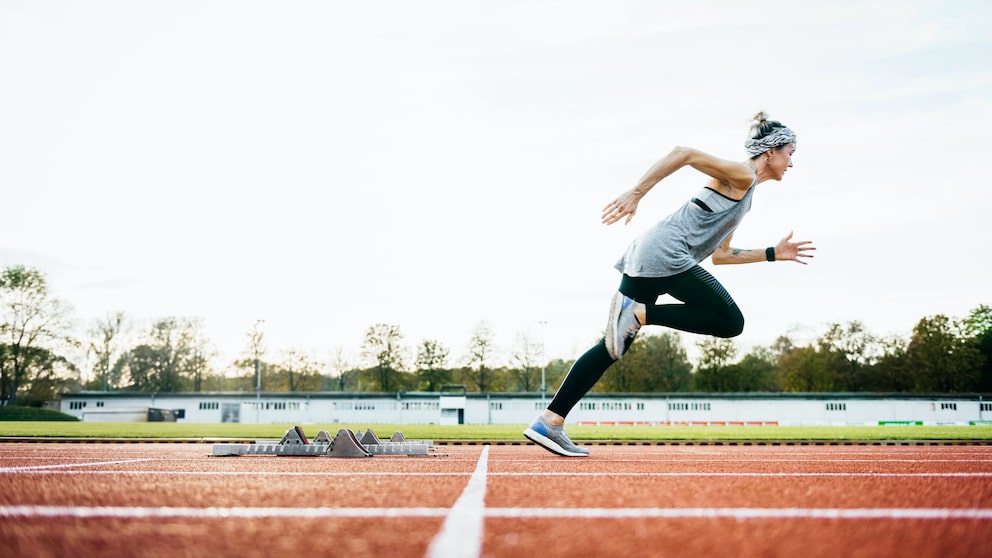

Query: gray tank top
614,180,756,277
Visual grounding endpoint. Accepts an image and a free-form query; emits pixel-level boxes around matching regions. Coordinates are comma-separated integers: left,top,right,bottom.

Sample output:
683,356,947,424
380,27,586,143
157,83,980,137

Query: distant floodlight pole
102,353,109,392
255,358,261,424
539,321,548,403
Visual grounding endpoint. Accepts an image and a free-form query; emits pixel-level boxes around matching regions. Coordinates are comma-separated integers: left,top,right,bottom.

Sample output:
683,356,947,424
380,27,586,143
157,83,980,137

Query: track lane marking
489,472,992,478
599,459,992,464
485,507,992,520
6,471,992,478
0,459,157,473
0,505,449,518
2,505,990,521
425,445,489,558
1,471,473,477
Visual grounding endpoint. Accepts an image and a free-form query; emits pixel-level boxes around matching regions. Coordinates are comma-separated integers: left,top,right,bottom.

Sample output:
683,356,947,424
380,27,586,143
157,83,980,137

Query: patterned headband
744,126,797,157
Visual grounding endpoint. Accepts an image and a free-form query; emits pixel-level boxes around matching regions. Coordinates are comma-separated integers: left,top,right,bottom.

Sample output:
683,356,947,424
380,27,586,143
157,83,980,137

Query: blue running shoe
523,415,589,457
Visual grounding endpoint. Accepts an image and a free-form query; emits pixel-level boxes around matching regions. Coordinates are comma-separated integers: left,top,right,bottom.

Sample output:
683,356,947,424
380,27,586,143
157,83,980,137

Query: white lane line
3,471,472,477
0,506,449,518
0,459,157,473
486,507,992,520
6,471,991,478
2,505,990,521
488,472,992,478
425,445,489,558
497,459,992,466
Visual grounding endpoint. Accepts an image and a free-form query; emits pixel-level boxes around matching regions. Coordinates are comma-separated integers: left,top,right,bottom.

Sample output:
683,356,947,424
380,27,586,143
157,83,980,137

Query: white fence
59,391,992,426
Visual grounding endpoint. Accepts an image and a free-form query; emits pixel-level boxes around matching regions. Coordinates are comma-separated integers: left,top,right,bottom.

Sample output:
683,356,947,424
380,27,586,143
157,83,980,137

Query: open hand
775,231,816,264
602,189,643,225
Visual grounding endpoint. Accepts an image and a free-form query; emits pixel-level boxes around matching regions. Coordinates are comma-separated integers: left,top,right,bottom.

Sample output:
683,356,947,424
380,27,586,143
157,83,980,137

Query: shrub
0,406,80,421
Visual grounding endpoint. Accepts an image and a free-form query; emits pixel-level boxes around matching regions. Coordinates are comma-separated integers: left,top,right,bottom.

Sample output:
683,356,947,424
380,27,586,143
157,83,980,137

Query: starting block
212,426,438,458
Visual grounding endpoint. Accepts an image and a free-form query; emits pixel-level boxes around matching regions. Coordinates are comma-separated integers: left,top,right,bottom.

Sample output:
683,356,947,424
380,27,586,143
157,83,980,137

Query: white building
59,391,992,426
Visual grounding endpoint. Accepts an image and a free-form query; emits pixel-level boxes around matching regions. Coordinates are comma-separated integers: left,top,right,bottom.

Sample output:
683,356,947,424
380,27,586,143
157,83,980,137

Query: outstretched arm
712,231,816,265
602,146,756,225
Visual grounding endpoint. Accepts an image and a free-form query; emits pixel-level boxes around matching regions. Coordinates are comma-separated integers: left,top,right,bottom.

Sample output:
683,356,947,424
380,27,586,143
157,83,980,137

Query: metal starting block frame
212,426,438,458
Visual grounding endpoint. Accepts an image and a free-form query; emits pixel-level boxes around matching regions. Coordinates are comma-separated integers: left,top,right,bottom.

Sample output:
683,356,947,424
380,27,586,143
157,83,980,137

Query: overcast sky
2,0,990,376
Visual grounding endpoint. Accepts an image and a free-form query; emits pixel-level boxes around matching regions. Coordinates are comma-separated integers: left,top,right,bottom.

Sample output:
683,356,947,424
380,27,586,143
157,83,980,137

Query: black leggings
547,265,744,419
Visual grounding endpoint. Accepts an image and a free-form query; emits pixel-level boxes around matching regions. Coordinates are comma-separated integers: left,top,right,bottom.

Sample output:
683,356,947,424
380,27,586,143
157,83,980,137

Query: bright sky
2,1,990,375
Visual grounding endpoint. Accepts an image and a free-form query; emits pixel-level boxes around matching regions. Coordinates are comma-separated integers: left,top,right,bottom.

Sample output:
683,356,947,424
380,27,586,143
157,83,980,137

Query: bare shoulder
682,148,755,192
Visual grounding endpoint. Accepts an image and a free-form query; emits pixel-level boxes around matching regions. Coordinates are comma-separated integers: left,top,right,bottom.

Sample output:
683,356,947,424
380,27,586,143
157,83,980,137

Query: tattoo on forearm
731,248,746,256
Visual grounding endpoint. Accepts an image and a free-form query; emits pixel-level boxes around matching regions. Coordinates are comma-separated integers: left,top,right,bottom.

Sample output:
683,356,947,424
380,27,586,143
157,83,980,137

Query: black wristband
765,247,776,262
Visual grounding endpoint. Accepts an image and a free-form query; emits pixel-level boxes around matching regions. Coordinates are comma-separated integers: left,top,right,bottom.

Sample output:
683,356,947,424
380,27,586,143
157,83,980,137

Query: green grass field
1,421,990,442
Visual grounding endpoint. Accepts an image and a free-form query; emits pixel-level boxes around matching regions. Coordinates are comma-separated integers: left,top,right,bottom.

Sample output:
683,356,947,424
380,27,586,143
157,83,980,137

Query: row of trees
611,315,992,395
2,264,991,405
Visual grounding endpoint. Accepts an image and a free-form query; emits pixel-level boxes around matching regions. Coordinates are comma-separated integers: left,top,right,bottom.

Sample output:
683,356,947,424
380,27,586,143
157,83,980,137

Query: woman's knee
710,307,744,338
720,309,745,338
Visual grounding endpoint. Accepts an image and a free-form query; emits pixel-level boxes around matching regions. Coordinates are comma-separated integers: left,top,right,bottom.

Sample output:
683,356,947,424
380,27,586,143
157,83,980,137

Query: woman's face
767,143,796,180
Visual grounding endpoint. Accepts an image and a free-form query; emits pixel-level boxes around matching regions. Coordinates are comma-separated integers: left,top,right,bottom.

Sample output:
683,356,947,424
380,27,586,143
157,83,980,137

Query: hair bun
748,111,770,139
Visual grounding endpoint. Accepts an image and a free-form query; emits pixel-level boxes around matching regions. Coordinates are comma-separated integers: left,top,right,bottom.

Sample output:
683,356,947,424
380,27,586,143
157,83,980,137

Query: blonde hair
748,111,786,140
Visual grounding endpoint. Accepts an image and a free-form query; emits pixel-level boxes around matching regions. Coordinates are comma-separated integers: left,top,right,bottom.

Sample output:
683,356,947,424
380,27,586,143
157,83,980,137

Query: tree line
611,315,992,395
1,264,990,406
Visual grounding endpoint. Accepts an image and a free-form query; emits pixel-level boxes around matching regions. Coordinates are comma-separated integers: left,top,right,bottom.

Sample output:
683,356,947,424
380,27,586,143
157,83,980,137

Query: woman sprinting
524,112,816,457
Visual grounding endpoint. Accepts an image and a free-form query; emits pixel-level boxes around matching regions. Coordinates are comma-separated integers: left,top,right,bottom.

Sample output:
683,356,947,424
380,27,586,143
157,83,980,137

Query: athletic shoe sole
523,427,588,458
604,292,625,360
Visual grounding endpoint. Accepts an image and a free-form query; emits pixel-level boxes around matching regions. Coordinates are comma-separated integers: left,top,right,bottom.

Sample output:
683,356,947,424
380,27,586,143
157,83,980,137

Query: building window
244,401,303,411
668,402,711,411
69,401,87,410
940,402,957,411
402,402,439,411
601,402,631,411
826,403,846,411
981,403,992,412
199,402,220,410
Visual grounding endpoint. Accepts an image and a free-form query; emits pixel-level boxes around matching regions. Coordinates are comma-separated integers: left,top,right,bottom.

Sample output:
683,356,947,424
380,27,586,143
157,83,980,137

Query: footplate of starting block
326,428,373,458
213,426,436,458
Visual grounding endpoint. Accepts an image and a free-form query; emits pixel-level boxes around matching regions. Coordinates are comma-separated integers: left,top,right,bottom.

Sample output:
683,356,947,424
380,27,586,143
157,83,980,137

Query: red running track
1,442,991,557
